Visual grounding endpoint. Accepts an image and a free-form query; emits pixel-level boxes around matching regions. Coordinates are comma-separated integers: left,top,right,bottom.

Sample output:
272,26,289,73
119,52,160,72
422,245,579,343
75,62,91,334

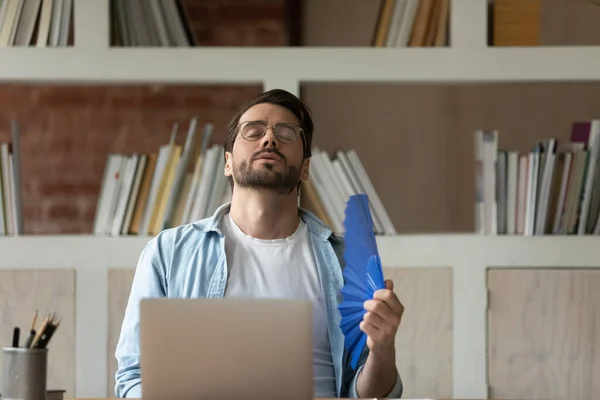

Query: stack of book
301,148,396,236
0,120,23,236
111,0,195,47
93,118,396,236
93,118,224,237
0,0,73,47
475,120,600,235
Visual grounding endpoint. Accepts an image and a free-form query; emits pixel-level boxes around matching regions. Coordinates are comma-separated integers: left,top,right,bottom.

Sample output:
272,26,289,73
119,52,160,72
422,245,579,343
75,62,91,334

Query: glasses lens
275,125,299,143
240,121,266,141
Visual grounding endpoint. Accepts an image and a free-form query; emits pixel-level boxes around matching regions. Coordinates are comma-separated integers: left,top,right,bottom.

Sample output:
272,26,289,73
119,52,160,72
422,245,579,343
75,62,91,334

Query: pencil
31,309,38,331
30,315,49,349
33,313,61,349
24,309,38,348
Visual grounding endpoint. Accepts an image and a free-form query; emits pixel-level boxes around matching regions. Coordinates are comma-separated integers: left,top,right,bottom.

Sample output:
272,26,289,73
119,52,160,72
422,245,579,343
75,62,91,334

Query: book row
475,119,600,235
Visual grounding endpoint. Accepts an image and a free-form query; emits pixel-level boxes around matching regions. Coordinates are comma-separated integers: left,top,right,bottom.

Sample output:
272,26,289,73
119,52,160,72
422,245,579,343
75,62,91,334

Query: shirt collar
193,201,337,242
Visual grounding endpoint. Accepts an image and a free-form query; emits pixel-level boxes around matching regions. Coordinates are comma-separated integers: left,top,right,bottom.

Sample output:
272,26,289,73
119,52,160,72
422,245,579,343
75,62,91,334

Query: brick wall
182,0,291,46
0,0,289,235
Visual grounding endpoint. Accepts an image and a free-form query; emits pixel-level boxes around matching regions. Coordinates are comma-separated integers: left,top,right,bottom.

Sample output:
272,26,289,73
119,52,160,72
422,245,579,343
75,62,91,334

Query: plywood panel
0,269,75,397
107,269,135,397
302,81,600,233
541,0,600,46
383,267,453,398
487,268,600,400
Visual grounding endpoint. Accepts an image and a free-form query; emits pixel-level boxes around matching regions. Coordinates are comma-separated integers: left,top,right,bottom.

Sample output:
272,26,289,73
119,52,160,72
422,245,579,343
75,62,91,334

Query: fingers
360,319,379,338
372,287,404,316
363,310,384,330
363,299,403,329
361,310,401,337
361,280,404,354
385,279,394,291
359,318,393,346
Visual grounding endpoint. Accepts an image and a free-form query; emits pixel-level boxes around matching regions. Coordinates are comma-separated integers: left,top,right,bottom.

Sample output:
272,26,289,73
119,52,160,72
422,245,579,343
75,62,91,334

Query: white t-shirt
221,213,337,398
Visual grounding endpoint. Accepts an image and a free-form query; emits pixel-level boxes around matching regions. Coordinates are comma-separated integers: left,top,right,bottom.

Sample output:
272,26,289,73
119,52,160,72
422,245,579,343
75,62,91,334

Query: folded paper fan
338,193,386,370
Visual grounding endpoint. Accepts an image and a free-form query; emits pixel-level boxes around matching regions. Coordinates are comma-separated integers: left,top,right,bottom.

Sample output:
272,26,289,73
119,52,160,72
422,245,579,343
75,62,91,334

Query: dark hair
223,89,314,159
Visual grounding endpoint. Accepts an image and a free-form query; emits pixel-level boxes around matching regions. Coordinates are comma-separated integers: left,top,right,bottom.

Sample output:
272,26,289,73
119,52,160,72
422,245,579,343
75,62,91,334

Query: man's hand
360,279,404,354
355,279,404,398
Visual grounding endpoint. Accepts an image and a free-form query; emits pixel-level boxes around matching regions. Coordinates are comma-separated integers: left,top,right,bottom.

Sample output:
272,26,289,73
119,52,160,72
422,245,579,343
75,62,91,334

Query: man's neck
228,187,300,240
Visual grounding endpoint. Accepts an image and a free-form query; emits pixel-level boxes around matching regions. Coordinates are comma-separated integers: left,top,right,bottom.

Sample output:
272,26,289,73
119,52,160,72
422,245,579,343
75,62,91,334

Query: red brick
80,199,98,222
106,94,141,108
34,86,108,108
139,93,186,109
39,182,99,197
46,202,80,220
213,4,285,23
182,94,211,108
181,0,287,46
0,86,33,107
23,203,42,220
47,136,76,154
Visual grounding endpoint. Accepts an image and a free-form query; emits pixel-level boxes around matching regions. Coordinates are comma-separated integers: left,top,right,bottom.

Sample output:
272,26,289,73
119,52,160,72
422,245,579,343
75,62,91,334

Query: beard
232,149,301,195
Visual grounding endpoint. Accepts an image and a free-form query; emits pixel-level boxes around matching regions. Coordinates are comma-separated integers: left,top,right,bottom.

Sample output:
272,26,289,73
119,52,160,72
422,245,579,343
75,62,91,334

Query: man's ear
300,157,310,182
224,152,233,177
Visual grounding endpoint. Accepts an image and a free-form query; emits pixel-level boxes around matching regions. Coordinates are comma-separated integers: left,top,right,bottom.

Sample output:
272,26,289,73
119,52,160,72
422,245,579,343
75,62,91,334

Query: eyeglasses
237,120,304,145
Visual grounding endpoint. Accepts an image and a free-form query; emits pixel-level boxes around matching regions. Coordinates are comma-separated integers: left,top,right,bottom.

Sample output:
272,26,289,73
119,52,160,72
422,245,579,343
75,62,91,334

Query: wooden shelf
2,46,600,87
1,233,600,267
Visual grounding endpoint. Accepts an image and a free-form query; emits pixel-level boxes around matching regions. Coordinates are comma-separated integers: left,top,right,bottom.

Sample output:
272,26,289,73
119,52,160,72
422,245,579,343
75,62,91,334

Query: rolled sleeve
348,364,365,398
122,382,142,399
348,365,403,399
383,370,403,398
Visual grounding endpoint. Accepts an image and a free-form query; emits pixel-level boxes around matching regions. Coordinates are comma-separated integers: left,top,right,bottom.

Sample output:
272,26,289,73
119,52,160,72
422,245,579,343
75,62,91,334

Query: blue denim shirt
115,202,403,398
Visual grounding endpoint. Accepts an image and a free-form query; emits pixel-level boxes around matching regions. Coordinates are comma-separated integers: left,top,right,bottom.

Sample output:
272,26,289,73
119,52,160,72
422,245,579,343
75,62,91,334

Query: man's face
224,103,309,195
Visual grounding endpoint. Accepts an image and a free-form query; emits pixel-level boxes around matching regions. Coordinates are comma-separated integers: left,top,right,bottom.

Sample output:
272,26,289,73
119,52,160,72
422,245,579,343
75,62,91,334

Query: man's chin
238,175,296,194
233,164,300,194
243,182,295,195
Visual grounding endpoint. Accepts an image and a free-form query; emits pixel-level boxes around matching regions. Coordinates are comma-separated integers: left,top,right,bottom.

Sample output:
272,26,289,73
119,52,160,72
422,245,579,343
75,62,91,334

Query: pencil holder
1,347,47,400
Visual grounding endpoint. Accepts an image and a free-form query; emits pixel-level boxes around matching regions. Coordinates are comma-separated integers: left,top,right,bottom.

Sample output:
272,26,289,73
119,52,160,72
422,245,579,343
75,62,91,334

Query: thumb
385,279,394,291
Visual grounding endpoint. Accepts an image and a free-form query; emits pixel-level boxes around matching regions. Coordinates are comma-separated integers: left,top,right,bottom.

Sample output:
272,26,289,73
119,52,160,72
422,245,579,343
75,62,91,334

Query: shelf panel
3,46,600,84
0,234,600,269
377,234,600,268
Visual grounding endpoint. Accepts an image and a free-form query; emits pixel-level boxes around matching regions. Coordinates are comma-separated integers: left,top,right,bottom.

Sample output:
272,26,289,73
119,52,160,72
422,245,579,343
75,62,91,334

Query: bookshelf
1,0,600,399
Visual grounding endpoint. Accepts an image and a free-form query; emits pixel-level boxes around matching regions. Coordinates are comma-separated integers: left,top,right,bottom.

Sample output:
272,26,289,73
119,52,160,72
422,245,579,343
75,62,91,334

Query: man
114,89,404,399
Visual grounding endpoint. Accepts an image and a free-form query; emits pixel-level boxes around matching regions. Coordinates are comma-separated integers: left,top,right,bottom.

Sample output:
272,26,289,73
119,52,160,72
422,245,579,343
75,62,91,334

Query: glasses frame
236,120,305,146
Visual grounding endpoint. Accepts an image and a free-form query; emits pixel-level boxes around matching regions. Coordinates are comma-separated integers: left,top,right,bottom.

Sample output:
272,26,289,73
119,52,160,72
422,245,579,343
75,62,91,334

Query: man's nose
261,126,279,148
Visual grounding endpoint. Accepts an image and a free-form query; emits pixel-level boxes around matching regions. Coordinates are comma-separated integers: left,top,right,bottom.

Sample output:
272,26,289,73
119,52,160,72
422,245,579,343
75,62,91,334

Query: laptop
139,297,314,400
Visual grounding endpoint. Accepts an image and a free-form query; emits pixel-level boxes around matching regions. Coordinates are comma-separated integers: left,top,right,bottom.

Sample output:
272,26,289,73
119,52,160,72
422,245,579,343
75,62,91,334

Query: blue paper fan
337,193,386,370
